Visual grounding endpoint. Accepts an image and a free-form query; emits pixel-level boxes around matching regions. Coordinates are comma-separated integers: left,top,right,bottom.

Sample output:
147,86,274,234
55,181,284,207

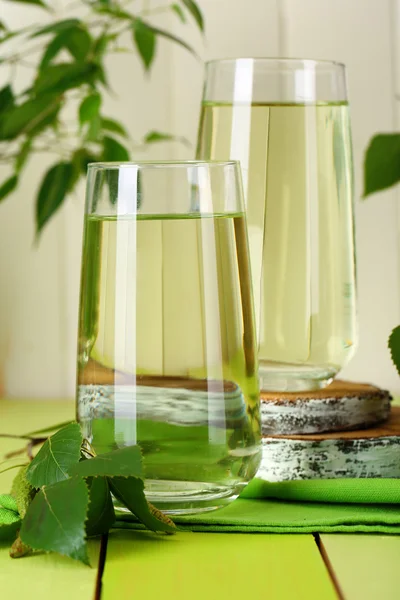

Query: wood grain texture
261,380,392,435
258,407,400,482
321,535,400,600
102,531,337,600
0,400,100,599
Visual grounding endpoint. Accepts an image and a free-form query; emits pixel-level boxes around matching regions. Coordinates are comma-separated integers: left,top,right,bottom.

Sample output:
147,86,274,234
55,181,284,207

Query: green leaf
39,33,70,70
86,115,101,142
0,494,18,513
364,134,400,196
0,95,60,141
0,508,19,525
132,18,156,70
32,19,80,38
35,162,75,234
20,478,90,565
144,130,176,144
109,477,176,533
92,5,133,20
92,32,114,58
0,84,14,112
147,23,198,59
4,0,49,9
101,117,129,139
15,137,32,172
171,4,186,22
102,135,130,161
33,62,100,96
63,26,92,62
69,445,143,478
181,0,204,31
0,175,18,202
389,326,400,376
39,25,93,70
26,422,82,487
11,465,36,518
79,92,102,126
86,477,115,537
72,148,98,178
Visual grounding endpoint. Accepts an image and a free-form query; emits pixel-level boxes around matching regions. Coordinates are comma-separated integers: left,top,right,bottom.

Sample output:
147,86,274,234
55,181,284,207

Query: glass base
115,479,242,516
259,361,337,393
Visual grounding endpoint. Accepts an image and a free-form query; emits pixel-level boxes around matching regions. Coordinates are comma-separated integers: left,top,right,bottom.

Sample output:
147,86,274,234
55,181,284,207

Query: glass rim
88,160,240,171
206,57,346,69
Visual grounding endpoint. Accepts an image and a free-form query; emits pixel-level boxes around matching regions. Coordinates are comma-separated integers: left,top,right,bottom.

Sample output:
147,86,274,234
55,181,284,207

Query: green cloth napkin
115,478,400,534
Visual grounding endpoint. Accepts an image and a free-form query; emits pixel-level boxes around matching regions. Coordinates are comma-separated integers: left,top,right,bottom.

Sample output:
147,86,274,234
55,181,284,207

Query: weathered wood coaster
261,380,392,435
258,406,400,482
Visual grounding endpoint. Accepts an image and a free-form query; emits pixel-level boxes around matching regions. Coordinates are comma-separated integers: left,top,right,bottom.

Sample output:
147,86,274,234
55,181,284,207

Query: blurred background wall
0,0,399,397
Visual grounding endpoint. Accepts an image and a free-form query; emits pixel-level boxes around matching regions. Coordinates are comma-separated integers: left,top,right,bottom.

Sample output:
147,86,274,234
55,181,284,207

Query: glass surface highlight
76,161,261,514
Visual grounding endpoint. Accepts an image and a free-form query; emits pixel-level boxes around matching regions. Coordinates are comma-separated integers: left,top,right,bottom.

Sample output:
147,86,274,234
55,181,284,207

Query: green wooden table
1,400,399,600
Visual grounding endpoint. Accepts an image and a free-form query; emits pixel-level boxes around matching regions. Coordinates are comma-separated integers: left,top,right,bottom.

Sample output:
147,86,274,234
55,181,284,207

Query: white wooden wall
1,0,400,397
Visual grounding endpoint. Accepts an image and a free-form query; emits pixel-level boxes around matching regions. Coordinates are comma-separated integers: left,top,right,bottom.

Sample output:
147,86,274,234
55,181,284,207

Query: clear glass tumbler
76,160,261,514
197,58,357,392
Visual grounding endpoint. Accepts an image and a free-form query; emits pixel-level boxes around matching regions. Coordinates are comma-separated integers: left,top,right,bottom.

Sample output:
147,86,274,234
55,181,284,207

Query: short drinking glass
197,59,357,392
76,160,261,514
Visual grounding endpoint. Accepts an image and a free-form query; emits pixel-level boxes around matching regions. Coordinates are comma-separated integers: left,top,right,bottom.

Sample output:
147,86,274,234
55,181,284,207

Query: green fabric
241,477,400,504
115,478,400,534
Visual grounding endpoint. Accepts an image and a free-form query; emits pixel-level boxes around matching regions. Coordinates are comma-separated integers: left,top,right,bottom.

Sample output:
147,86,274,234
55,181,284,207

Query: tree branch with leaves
0,0,204,235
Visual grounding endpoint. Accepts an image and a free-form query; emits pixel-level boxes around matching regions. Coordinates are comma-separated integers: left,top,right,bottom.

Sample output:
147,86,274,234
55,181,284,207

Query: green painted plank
0,539,100,598
321,535,400,600
103,531,337,600
0,400,100,600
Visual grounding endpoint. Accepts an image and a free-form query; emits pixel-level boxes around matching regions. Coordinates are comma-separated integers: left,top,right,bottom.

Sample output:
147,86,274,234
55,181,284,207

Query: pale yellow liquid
77,214,261,513
197,103,357,390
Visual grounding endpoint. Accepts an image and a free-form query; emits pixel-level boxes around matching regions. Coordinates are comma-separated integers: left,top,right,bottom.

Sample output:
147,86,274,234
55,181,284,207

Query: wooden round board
261,379,392,435
257,405,400,482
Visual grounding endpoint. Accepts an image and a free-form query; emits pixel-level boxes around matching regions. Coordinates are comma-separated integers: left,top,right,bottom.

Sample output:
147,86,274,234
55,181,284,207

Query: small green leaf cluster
0,422,175,564
0,0,203,235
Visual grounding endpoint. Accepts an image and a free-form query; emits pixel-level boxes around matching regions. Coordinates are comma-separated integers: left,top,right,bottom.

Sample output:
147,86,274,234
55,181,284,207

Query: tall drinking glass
76,161,261,514
197,58,357,392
